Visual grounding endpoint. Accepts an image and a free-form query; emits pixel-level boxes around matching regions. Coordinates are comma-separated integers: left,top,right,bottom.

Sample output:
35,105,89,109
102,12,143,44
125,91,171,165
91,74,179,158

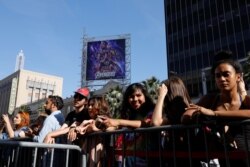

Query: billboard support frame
81,34,131,91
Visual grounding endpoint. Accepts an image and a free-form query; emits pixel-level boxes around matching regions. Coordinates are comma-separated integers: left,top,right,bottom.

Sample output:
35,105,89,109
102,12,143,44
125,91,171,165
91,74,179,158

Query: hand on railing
101,116,119,128
44,133,55,144
67,127,78,142
75,125,89,135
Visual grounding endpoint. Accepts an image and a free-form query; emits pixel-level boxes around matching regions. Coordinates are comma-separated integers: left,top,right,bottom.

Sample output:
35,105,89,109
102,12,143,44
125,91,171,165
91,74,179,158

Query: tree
105,86,123,118
141,76,161,103
37,103,46,115
19,105,32,114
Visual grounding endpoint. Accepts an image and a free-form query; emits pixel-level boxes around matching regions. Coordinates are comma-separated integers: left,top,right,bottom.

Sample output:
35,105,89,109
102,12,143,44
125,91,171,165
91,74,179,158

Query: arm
2,114,15,138
46,123,69,137
151,83,168,126
185,97,250,119
103,117,142,129
182,95,214,124
214,110,250,118
44,123,70,143
67,121,85,142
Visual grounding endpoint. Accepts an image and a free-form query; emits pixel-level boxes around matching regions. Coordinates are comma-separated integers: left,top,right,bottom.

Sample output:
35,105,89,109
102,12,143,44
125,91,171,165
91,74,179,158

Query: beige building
0,69,63,115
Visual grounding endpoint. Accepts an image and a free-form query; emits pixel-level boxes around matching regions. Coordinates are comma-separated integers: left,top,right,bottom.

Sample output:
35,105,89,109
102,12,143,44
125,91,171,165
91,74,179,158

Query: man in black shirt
44,88,90,143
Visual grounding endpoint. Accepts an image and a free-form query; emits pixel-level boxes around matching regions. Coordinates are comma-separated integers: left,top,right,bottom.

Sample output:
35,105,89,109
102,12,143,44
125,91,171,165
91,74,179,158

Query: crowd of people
0,50,249,167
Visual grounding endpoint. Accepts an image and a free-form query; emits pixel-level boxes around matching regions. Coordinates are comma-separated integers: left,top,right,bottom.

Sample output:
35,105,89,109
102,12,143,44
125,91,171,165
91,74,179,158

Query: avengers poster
86,39,126,80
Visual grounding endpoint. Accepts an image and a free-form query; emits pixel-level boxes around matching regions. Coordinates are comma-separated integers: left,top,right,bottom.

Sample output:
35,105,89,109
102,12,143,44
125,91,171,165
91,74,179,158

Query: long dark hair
120,83,155,119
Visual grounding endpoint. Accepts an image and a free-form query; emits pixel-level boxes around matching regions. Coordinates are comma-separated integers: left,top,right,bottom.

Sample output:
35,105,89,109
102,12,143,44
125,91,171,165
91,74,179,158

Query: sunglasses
215,72,230,78
74,94,85,100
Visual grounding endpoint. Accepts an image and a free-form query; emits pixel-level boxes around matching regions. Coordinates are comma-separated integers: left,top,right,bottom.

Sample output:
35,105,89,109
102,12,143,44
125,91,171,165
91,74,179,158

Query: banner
86,39,126,80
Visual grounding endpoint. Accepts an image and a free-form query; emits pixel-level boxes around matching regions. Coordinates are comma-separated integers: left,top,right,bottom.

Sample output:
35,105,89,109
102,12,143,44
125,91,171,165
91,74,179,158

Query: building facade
0,69,63,115
165,0,250,97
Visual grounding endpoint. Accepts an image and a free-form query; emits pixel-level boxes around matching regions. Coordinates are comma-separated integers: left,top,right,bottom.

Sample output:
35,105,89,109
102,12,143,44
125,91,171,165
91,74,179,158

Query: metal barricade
0,140,86,167
1,120,249,167
81,119,250,167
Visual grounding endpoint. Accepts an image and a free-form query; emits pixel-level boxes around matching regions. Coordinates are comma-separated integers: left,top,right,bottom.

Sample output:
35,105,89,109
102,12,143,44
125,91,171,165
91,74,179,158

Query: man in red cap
44,87,91,144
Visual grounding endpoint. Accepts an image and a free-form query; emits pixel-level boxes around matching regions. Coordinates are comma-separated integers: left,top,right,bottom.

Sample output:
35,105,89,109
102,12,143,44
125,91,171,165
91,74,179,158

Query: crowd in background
0,50,250,167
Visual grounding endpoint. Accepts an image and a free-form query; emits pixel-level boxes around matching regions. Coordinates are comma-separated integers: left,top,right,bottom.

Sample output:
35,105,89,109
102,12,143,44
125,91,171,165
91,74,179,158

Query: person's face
128,89,146,110
44,98,53,114
88,99,99,119
73,93,86,108
215,63,241,91
13,113,22,125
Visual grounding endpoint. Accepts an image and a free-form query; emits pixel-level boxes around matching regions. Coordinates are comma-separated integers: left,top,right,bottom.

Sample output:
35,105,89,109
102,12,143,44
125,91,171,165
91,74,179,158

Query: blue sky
0,0,167,98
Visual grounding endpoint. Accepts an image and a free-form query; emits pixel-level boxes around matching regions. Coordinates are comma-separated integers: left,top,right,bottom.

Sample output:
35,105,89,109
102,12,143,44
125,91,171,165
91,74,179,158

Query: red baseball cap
74,87,90,97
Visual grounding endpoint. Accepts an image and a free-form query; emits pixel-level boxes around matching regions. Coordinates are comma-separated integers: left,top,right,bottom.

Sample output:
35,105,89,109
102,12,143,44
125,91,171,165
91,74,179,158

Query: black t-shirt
64,108,90,126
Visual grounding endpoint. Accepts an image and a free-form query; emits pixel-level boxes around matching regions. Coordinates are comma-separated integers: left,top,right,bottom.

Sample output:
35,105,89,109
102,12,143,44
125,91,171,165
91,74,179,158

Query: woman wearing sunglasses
183,50,250,166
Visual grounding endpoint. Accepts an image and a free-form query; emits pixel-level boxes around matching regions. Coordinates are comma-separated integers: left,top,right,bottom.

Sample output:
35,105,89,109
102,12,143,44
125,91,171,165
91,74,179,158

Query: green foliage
141,76,161,103
37,103,45,114
105,86,123,118
19,105,31,114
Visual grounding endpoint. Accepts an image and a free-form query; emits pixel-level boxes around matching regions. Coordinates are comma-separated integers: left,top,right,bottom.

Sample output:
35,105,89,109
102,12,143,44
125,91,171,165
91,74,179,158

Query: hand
158,83,168,98
24,128,34,137
67,128,77,142
102,117,119,127
187,104,215,116
79,119,94,127
86,122,101,132
75,125,88,135
44,134,55,144
2,114,10,123
183,104,198,116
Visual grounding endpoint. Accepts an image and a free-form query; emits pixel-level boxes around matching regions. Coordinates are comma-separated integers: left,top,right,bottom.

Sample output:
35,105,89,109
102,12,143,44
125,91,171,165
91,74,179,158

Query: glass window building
165,0,250,97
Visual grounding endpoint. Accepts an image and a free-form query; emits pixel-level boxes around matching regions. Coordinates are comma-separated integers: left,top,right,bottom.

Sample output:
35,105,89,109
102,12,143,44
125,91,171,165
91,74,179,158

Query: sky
0,0,167,98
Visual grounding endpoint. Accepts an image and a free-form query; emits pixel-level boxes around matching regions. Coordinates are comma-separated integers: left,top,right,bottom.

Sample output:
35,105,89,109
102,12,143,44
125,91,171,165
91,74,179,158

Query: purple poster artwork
86,39,126,80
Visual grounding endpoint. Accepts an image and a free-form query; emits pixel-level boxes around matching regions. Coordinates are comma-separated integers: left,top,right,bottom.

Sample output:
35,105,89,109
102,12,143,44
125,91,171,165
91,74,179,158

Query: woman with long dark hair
102,83,156,167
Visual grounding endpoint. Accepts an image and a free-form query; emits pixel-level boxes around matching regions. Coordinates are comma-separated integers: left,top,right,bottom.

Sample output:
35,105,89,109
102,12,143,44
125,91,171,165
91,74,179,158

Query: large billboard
86,39,126,80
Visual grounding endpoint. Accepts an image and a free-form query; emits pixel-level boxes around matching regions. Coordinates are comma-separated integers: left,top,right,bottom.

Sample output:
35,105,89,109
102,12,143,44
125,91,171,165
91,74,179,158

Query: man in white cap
44,88,90,143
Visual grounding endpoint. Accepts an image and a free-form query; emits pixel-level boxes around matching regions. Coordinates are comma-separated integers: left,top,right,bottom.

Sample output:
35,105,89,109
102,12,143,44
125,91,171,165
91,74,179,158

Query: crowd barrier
0,139,85,167
1,120,250,167
82,119,250,167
